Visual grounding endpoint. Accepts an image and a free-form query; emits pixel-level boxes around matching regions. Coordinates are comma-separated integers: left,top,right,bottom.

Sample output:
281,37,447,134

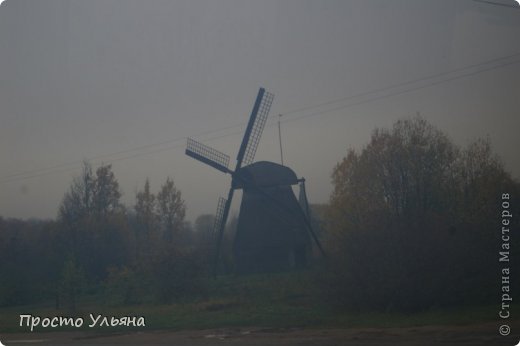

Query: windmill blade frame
212,196,227,238
185,138,231,174
213,186,235,276
236,88,274,168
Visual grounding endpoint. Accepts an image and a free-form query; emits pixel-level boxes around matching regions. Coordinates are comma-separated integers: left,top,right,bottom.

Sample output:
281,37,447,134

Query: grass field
0,271,507,334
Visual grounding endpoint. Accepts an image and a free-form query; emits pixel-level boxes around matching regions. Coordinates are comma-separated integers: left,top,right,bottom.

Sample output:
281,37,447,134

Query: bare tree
92,164,122,217
58,161,94,225
157,177,186,242
135,178,157,242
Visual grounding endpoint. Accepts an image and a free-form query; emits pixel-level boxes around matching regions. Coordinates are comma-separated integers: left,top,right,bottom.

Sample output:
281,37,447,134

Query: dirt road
2,322,518,345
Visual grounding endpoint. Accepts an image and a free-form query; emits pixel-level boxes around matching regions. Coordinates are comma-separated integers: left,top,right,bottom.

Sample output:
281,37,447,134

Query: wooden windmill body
185,88,324,275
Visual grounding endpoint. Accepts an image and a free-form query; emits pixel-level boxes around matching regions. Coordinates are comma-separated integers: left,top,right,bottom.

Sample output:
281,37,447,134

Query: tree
135,178,157,241
350,117,457,218
58,162,128,284
58,161,96,270
93,164,123,217
59,257,85,314
0,218,61,306
455,136,508,220
157,177,186,242
193,214,215,270
58,161,94,227
194,214,214,247
325,116,519,311
60,162,123,223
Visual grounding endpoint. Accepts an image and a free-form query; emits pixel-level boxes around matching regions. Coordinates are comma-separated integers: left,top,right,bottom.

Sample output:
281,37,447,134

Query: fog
1,0,519,221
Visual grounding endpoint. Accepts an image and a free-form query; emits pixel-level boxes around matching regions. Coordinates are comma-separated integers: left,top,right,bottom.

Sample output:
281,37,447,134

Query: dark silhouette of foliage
325,116,520,311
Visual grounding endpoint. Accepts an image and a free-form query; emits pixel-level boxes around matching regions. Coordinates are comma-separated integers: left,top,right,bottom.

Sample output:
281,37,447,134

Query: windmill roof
235,161,299,189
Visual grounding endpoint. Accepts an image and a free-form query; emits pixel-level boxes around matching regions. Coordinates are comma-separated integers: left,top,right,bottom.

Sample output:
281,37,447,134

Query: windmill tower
185,88,324,275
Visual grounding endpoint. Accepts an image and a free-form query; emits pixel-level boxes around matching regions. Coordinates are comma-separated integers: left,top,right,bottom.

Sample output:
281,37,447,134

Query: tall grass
0,271,505,333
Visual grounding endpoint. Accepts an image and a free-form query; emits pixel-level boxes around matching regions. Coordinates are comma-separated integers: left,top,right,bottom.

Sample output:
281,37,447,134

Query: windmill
185,88,324,275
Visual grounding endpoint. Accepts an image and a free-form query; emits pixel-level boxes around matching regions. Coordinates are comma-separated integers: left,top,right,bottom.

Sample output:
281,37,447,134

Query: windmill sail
185,138,231,174
236,88,274,168
213,196,227,237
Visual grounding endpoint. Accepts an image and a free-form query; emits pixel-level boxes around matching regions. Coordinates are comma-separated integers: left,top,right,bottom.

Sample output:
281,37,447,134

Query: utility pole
278,114,284,166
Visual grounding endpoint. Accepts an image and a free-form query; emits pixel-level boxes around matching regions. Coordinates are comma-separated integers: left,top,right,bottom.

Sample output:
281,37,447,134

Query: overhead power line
472,0,520,9
0,128,246,184
280,57,520,125
1,123,244,181
2,52,520,184
276,51,520,118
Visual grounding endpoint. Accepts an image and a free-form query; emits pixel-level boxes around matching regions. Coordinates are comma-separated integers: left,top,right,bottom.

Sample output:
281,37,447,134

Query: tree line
0,116,518,313
324,117,520,311
0,162,217,310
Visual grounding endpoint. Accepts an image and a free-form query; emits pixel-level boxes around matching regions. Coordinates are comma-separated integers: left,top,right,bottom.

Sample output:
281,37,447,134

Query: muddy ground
2,321,519,345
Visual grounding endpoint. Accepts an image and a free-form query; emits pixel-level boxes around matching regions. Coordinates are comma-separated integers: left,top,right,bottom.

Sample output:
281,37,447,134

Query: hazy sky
1,0,519,221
